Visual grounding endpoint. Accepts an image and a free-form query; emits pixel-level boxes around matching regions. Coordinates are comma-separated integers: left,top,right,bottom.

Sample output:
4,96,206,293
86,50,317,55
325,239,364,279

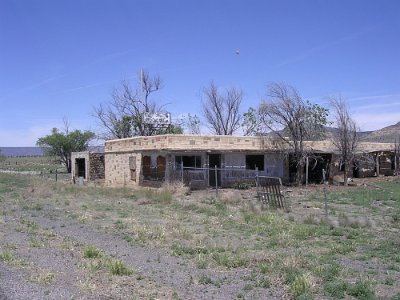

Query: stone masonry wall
105,152,142,187
105,134,394,154
105,135,285,153
89,153,105,180
103,134,395,187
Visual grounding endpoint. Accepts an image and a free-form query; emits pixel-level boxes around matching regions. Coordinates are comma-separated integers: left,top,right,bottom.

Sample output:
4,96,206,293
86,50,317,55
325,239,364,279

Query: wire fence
0,168,70,182
141,162,281,190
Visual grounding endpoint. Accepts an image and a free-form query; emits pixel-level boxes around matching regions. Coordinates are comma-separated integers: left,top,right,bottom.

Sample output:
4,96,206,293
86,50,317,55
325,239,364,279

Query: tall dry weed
161,181,190,197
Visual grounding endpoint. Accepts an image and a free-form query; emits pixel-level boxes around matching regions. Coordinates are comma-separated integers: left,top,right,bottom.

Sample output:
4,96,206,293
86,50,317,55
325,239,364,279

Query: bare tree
259,82,328,185
329,96,359,186
93,70,164,139
183,113,201,135
202,81,243,135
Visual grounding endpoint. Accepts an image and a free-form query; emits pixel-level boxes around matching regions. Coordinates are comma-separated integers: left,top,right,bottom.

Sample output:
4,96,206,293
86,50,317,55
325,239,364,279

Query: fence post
322,169,328,218
55,169,58,182
215,165,218,198
305,157,309,188
181,162,184,183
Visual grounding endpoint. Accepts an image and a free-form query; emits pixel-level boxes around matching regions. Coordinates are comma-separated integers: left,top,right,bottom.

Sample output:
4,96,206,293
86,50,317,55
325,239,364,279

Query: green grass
211,252,248,269
0,251,16,263
324,280,347,298
30,272,55,284
0,251,27,267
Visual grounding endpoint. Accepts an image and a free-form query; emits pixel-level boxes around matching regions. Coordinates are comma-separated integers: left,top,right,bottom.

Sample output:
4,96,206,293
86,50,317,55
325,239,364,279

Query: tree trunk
297,163,304,186
66,158,72,174
343,166,348,186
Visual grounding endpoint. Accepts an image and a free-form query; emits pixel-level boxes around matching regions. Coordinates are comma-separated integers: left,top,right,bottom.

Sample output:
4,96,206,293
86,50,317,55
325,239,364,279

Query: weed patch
347,280,376,299
109,259,134,276
83,246,102,259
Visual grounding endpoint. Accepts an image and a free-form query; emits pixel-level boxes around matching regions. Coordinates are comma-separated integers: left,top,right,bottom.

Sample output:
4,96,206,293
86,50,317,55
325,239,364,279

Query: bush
324,280,347,298
232,180,255,190
83,246,102,259
347,281,376,299
289,273,312,298
109,259,133,276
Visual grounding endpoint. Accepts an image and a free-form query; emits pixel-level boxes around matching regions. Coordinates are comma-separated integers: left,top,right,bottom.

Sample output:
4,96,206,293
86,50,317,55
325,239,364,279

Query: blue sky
1,0,399,146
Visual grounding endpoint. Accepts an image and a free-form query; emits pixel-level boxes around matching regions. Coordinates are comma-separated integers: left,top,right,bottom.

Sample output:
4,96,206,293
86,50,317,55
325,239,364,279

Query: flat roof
104,134,394,154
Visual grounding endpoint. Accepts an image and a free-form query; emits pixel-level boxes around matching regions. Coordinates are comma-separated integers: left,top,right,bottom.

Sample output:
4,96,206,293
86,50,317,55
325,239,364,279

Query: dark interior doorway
75,158,86,178
306,154,331,183
208,154,221,187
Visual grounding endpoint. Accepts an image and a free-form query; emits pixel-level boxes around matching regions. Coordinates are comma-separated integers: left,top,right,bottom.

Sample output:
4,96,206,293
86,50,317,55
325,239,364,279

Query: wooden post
215,165,218,198
181,162,184,182
376,154,380,176
322,169,328,218
305,156,309,188
55,169,58,182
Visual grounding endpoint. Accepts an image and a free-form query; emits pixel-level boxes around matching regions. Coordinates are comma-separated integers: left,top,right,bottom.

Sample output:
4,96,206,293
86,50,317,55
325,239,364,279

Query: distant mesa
0,147,44,157
0,146,104,157
360,121,400,143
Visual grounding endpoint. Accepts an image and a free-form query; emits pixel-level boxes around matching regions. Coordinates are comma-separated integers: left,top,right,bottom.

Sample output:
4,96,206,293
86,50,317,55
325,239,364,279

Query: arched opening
142,156,151,179
156,156,166,180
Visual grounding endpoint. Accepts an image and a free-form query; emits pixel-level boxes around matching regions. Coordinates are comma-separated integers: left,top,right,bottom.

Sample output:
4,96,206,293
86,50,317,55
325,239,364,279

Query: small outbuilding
71,151,105,183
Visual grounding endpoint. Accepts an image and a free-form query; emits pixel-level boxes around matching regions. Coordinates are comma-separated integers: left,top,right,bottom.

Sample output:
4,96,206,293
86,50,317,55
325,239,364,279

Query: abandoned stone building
71,134,397,188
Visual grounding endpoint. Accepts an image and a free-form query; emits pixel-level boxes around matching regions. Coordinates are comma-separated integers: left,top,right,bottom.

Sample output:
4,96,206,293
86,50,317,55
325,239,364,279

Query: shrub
211,252,249,269
232,180,255,190
198,274,213,284
83,246,102,259
0,251,15,263
324,280,347,298
347,281,376,299
109,259,133,276
289,273,312,298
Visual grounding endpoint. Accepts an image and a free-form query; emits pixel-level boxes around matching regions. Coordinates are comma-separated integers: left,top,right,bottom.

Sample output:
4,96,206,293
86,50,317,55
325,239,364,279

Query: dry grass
2,172,400,299
161,181,190,197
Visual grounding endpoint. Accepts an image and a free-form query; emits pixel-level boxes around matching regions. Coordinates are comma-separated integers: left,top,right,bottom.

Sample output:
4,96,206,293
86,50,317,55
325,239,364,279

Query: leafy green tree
37,128,95,173
164,124,184,134
242,107,264,136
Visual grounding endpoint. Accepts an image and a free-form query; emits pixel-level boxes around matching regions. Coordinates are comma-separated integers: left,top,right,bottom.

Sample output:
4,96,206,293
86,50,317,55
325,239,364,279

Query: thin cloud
355,101,400,111
0,75,65,101
0,48,137,101
348,93,400,102
51,74,137,95
54,81,119,94
275,24,382,68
